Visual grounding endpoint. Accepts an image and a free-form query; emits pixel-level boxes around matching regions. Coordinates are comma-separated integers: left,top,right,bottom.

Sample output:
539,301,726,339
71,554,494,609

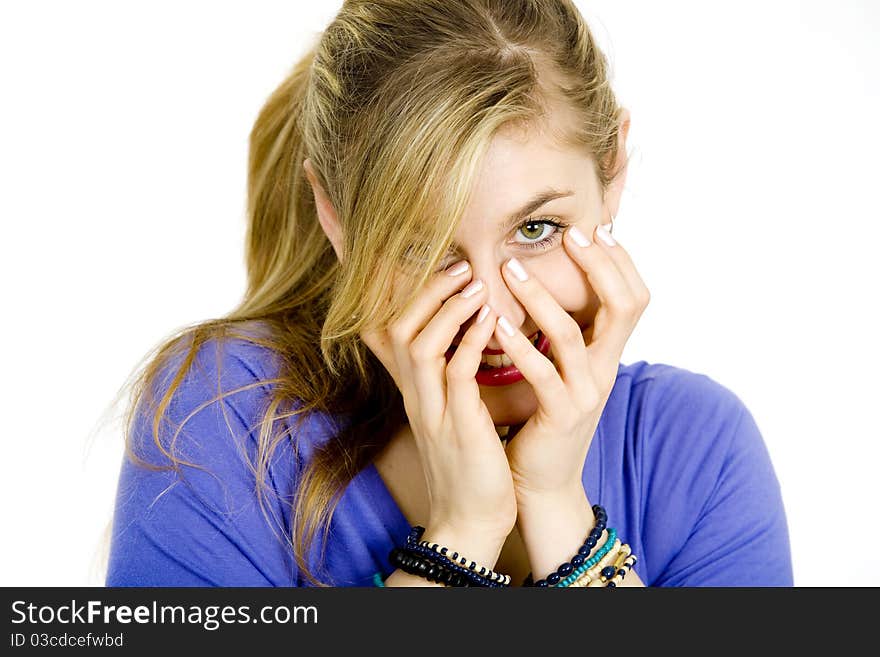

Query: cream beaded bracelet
605,553,638,587
568,539,623,588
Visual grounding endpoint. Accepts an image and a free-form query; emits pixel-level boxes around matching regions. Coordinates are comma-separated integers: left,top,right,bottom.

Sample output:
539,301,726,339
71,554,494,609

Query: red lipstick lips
443,330,552,387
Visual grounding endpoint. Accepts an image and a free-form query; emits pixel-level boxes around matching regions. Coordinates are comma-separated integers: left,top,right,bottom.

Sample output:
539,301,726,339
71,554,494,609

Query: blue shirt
105,336,793,586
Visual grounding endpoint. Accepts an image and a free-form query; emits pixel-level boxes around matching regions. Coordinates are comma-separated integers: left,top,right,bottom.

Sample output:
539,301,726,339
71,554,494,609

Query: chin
480,379,539,426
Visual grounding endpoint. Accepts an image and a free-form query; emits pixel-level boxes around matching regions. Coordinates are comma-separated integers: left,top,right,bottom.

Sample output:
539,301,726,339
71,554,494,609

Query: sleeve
641,368,793,587
105,338,302,587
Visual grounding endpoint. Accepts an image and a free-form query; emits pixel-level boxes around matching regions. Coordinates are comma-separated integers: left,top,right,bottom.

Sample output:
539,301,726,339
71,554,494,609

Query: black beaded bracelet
416,539,507,585
389,546,471,587
404,544,507,588
522,504,608,587
399,525,510,588
407,526,510,587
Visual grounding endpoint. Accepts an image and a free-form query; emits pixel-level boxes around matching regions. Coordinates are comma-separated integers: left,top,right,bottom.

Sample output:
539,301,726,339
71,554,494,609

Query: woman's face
307,111,628,431
439,124,617,426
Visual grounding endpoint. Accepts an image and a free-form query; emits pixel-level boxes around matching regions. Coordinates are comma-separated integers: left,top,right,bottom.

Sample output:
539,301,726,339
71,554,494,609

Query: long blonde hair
112,0,626,586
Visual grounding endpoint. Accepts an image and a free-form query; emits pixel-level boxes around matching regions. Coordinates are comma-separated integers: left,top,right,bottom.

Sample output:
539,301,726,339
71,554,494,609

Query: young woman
105,0,792,587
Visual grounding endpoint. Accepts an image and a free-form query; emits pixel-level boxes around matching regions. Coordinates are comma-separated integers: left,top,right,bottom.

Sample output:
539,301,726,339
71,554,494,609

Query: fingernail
446,260,469,276
596,224,616,246
497,315,515,337
461,279,484,298
476,304,491,324
505,257,528,282
568,226,591,247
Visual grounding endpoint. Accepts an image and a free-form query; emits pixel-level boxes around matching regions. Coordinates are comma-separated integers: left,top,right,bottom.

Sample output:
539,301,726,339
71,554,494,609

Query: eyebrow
442,187,575,256
499,188,575,231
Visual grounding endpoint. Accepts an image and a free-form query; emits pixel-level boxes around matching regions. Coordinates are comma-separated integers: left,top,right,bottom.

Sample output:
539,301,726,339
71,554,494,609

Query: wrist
515,486,597,581
515,481,590,517
420,523,507,572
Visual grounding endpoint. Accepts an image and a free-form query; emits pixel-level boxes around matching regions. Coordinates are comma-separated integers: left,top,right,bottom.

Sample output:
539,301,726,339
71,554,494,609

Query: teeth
478,332,542,368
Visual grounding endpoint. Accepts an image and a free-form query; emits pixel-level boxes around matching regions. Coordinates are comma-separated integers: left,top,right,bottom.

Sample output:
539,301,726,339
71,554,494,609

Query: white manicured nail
596,224,616,246
568,226,591,247
497,315,515,337
461,279,483,298
506,257,529,282
476,304,491,324
446,260,469,276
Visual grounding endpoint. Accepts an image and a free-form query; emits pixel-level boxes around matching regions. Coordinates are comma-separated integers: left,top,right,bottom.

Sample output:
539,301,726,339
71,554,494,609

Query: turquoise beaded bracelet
555,527,618,588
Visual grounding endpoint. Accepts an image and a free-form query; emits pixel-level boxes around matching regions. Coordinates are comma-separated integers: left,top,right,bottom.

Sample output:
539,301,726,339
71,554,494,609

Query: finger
491,313,568,414
445,303,497,433
390,259,474,350
409,278,489,423
388,260,474,410
500,257,591,387
562,224,642,373
591,223,651,311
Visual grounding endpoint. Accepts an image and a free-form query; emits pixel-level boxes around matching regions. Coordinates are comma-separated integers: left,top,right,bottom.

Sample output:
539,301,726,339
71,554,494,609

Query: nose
463,259,527,350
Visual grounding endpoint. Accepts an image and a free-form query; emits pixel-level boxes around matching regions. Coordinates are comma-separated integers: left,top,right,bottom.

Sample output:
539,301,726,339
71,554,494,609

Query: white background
1,1,878,586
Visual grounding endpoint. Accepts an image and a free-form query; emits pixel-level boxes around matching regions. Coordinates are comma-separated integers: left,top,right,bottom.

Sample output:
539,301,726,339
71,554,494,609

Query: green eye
518,221,549,241
513,218,567,249
405,217,567,273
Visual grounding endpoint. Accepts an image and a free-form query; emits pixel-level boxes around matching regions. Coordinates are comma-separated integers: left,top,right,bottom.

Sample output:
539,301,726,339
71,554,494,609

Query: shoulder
610,360,751,463
134,332,279,454
131,325,346,481
155,325,284,404
605,361,791,584
615,359,747,418
611,359,758,481
108,330,306,585
121,333,283,507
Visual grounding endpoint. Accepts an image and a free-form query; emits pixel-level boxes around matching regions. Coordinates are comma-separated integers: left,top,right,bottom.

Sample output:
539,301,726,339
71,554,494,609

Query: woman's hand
493,223,650,504
360,261,518,564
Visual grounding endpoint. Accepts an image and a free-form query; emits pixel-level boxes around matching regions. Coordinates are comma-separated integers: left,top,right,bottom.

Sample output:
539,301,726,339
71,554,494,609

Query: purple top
105,336,793,586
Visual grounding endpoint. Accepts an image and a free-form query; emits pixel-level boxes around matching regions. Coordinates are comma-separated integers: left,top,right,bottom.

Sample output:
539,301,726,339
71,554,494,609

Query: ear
602,107,631,222
303,158,344,262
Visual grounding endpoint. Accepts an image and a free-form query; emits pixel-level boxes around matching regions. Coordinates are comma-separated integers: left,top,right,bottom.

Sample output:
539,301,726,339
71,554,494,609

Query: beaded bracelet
389,546,471,586
605,553,638,588
556,531,618,587
405,526,509,587
524,522,612,588
415,529,510,586
523,504,608,587
585,545,636,587
563,537,620,588
416,538,506,584
402,543,506,587
391,526,510,588
567,540,626,588
600,543,632,585
599,544,633,585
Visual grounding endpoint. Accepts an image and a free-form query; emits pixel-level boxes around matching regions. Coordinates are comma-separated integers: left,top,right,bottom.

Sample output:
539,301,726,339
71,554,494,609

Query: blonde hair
112,0,626,586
